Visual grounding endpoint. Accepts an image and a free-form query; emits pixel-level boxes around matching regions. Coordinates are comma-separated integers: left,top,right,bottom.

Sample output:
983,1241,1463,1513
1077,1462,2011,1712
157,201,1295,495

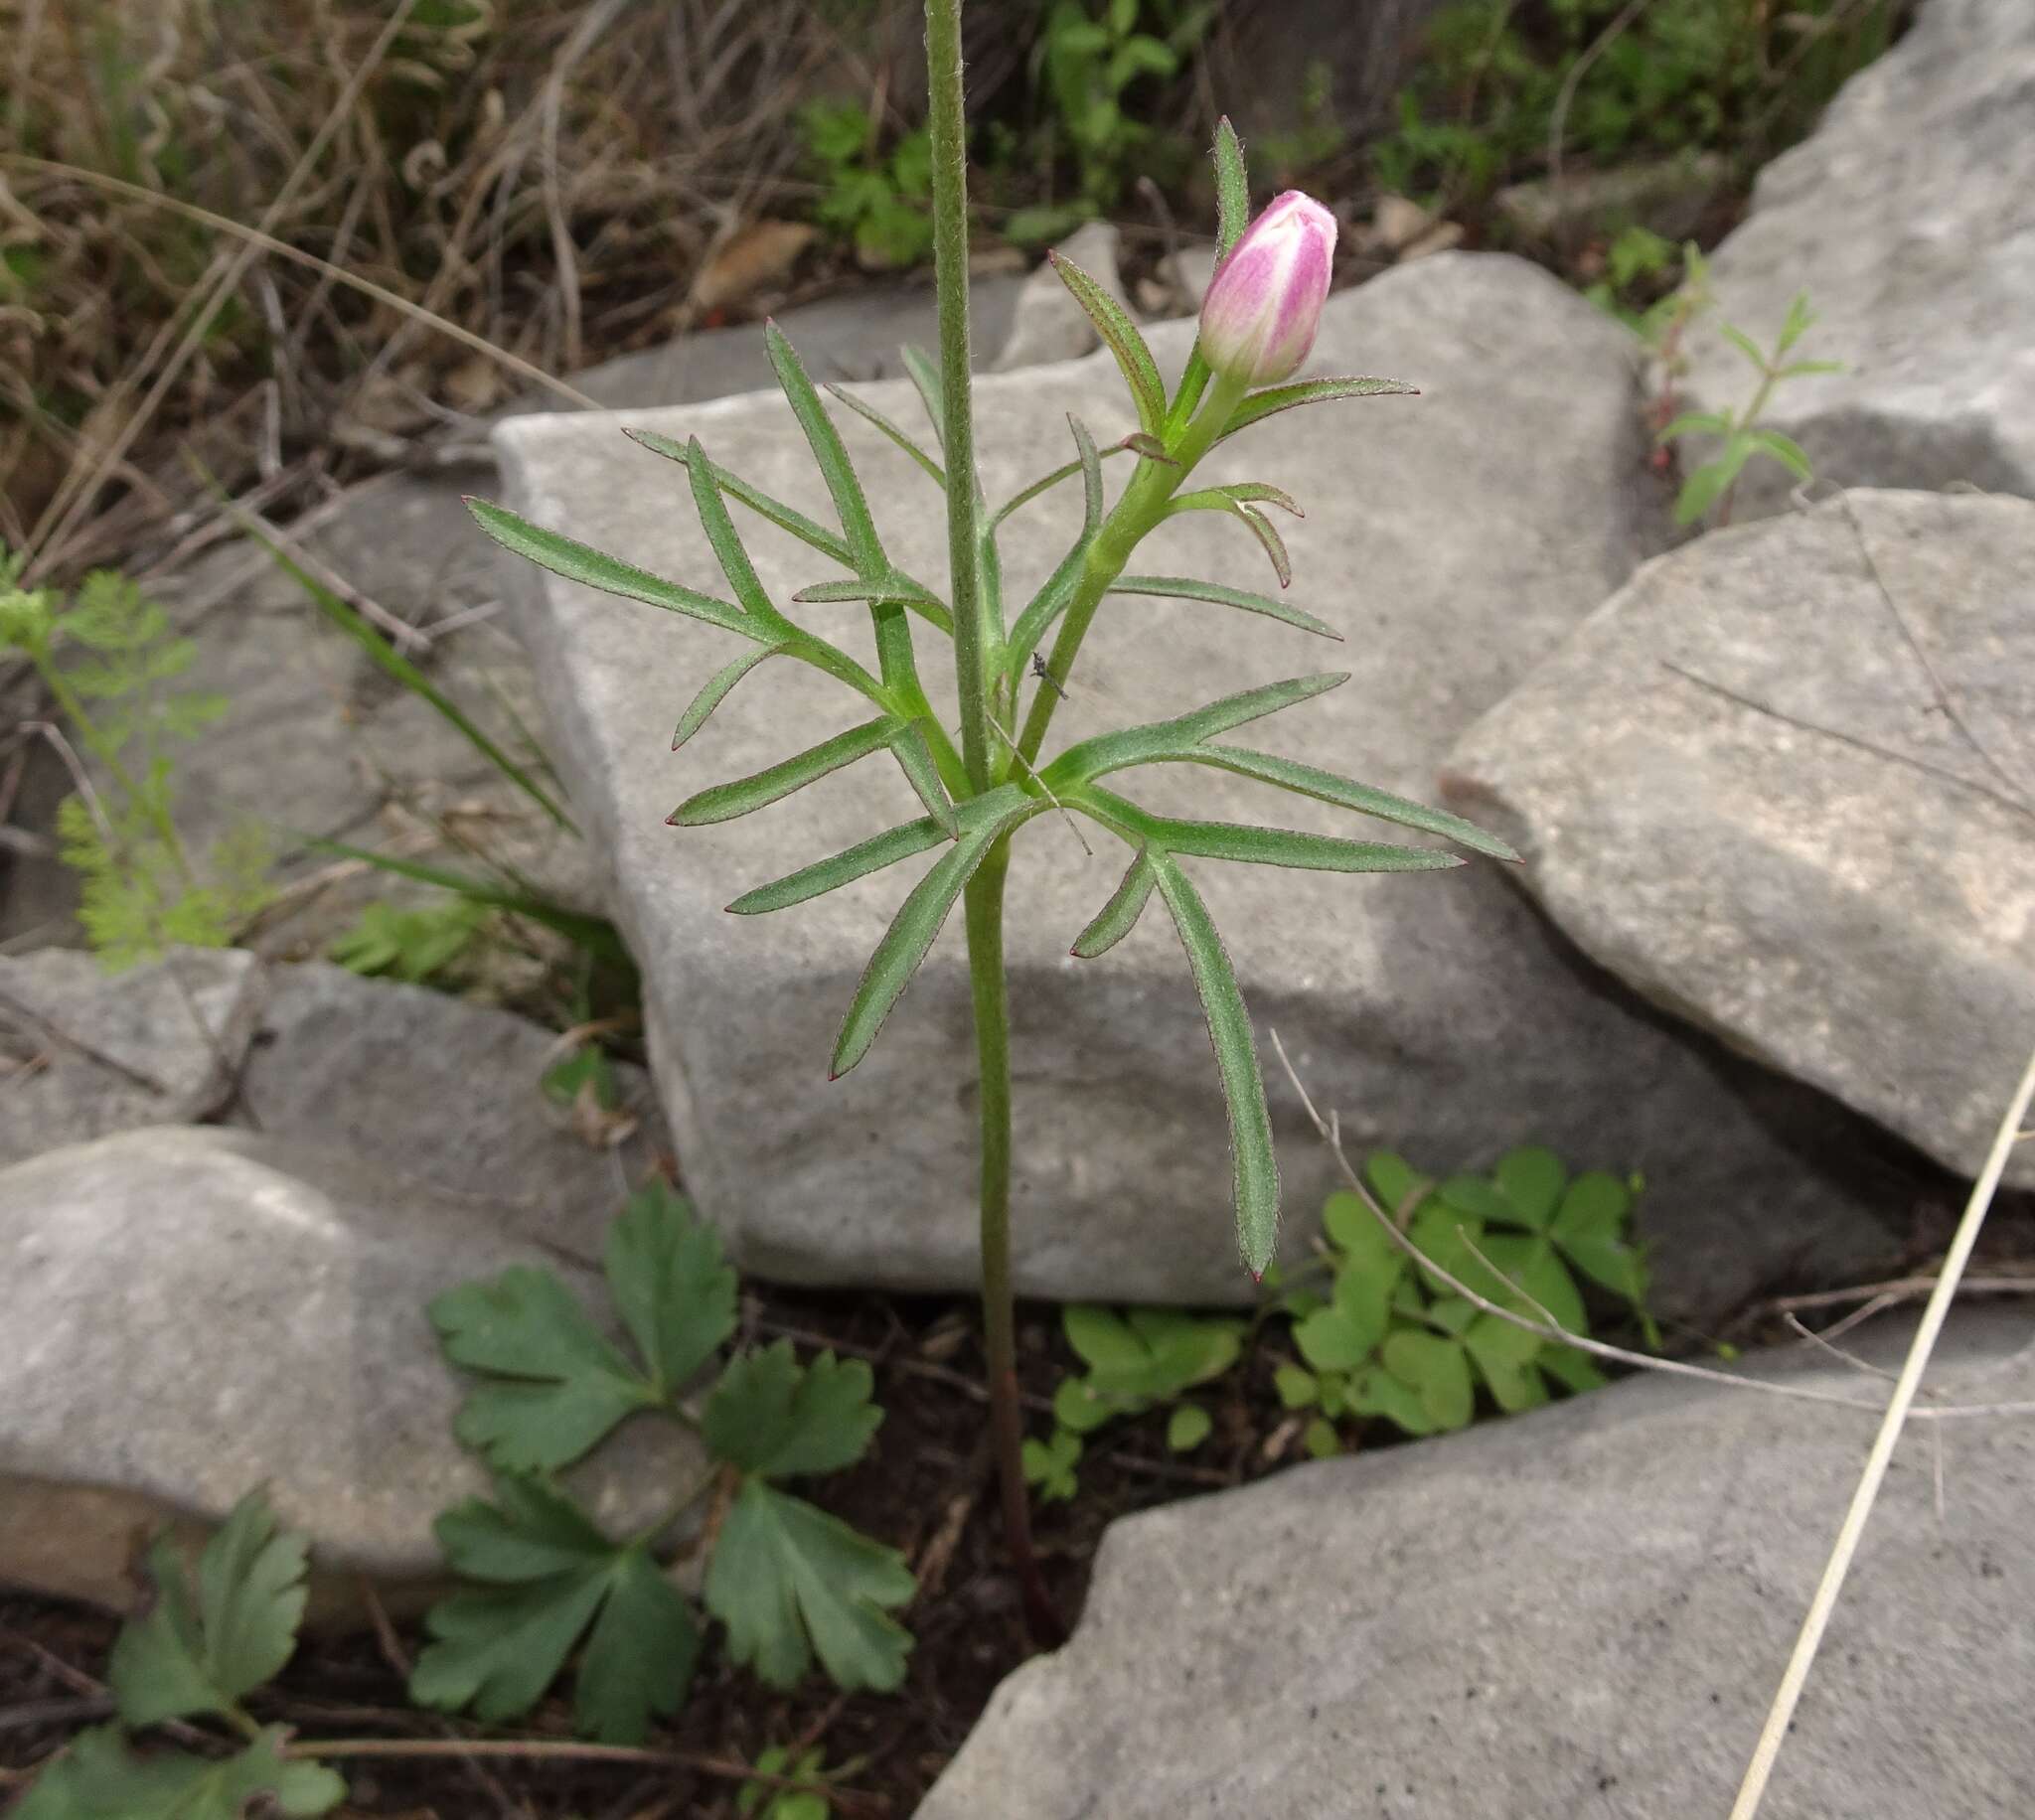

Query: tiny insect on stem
1031,653,1070,701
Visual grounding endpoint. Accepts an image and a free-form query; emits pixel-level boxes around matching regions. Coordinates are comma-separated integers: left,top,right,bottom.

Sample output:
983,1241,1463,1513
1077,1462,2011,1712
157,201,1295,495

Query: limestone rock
492,250,1916,1321
0,1128,698,1614
1676,0,2035,519
237,960,668,1261
0,947,263,1170
993,223,1130,372
1446,490,2035,1188
920,1309,2035,1819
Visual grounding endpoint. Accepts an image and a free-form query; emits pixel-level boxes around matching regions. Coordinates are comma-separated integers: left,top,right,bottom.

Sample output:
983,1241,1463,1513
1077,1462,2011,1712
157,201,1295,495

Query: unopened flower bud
1197,191,1336,386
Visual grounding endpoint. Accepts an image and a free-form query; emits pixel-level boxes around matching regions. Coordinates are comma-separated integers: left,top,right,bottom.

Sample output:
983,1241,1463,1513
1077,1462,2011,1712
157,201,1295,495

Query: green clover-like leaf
410,1477,700,1744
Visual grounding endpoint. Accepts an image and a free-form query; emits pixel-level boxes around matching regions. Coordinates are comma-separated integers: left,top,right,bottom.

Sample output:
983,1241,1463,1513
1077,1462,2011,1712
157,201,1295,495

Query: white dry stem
1728,1038,2035,1820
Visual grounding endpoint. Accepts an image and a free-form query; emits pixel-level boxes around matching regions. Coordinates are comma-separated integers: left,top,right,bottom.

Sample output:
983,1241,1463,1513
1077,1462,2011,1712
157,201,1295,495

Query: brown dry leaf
692,219,819,315
570,1076,640,1150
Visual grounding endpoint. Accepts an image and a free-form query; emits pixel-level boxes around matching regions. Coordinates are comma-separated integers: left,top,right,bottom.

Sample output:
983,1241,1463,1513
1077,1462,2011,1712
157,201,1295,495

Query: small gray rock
1676,0,2035,519
0,1127,698,1615
1446,490,2035,1189
0,947,263,1169
237,960,667,1261
993,223,1130,372
920,1308,2035,1819
492,250,1913,1321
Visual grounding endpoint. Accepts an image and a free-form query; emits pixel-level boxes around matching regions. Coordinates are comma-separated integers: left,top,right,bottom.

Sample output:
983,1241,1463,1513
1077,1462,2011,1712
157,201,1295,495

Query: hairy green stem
925,0,993,800
1015,372,1248,768
926,0,1061,1644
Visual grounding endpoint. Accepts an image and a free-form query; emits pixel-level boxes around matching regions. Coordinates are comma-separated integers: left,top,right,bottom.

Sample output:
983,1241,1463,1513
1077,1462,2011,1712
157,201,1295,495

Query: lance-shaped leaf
625,428,852,567
1150,852,1280,1276
1048,250,1167,435
1109,573,1336,640
1004,415,1104,679
727,816,951,916
1085,789,1462,876
670,715,899,827
1071,850,1159,957
673,644,785,750
825,382,947,488
831,785,1037,1078
792,573,954,634
1212,115,1250,254
1217,375,1419,443
1183,480,1302,516
1155,745,1520,861
765,322,886,575
468,499,752,637
887,718,959,837
1041,672,1347,789
1166,490,1293,586
684,435,779,619
900,344,944,445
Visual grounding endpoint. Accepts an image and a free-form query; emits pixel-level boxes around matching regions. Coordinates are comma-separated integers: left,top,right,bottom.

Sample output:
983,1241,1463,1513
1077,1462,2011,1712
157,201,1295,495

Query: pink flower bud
1197,191,1337,386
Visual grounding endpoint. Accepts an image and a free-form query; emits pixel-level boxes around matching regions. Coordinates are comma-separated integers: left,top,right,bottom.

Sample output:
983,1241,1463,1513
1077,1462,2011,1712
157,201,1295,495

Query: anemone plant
467,0,1517,1638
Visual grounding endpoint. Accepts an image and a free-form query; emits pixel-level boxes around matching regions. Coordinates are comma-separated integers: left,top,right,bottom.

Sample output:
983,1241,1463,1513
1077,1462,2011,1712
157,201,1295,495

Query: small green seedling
1025,1302,1241,1502
1277,1147,1651,1450
16,1491,347,1818
737,1744,855,1820
1660,290,1840,526
413,1182,914,1742
329,897,491,985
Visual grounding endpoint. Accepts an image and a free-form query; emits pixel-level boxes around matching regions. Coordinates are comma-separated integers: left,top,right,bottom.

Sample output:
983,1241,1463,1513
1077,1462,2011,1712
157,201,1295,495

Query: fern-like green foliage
1,552,272,969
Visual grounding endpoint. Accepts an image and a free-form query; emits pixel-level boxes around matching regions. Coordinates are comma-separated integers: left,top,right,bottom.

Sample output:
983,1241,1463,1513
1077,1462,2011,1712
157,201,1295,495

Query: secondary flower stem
1015,371,1248,769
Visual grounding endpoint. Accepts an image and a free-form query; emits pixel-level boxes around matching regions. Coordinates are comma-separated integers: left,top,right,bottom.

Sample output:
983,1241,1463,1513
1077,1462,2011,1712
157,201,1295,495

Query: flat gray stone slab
495,251,1913,1320
1677,0,2035,519
0,1127,696,1614
919,1308,2035,1820
1447,491,2035,1189
0,948,262,1169
237,960,667,1261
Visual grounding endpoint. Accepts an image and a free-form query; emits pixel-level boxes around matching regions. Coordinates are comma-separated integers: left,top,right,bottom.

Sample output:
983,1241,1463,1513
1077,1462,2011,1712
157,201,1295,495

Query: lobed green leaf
17,1726,345,1820
704,1340,884,1479
604,1181,737,1396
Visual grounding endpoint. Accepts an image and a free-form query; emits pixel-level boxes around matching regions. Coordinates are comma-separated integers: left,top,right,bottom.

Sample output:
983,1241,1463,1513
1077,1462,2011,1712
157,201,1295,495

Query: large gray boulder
493,250,1913,1321
0,947,263,1169
0,1127,696,1615
236,960,667,1261
1446,490,2035,1190
1676,0,2035,520
920,1308,2035,1819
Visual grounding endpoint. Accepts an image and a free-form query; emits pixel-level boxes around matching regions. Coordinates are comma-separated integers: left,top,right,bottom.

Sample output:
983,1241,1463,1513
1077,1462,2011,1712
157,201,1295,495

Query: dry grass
0,0,1003,581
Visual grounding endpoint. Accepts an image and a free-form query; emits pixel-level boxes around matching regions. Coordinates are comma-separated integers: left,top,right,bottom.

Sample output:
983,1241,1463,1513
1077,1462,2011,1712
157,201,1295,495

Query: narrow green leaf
1748,427,1813,481
467,497,749,639
1777,358,1843,378
831,785,1037,1077
1718,321,1768,374
671,715,899,827
899,345,944,446
1656,409,1730,443
765,321,886,575
1217,376,1418,443
888,719,959,837
1004,416,1107,680
1048,251,1167,434
624,428,852,567
1194,480,1302,515
824,382,947,488
674,645,784,750
1149,853,1279,1275
1776,291,1816,356
1156,746,1518,860
726,817,950,916
276,512,577,832
1211,115,1250,254
1673,459,1734,526
1126,811,1464,876
684,436,776,618
1109,573,1337,640
1042,673,1346,788
988,436,1133,531
791,573,954,634
1070,850,1159,957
